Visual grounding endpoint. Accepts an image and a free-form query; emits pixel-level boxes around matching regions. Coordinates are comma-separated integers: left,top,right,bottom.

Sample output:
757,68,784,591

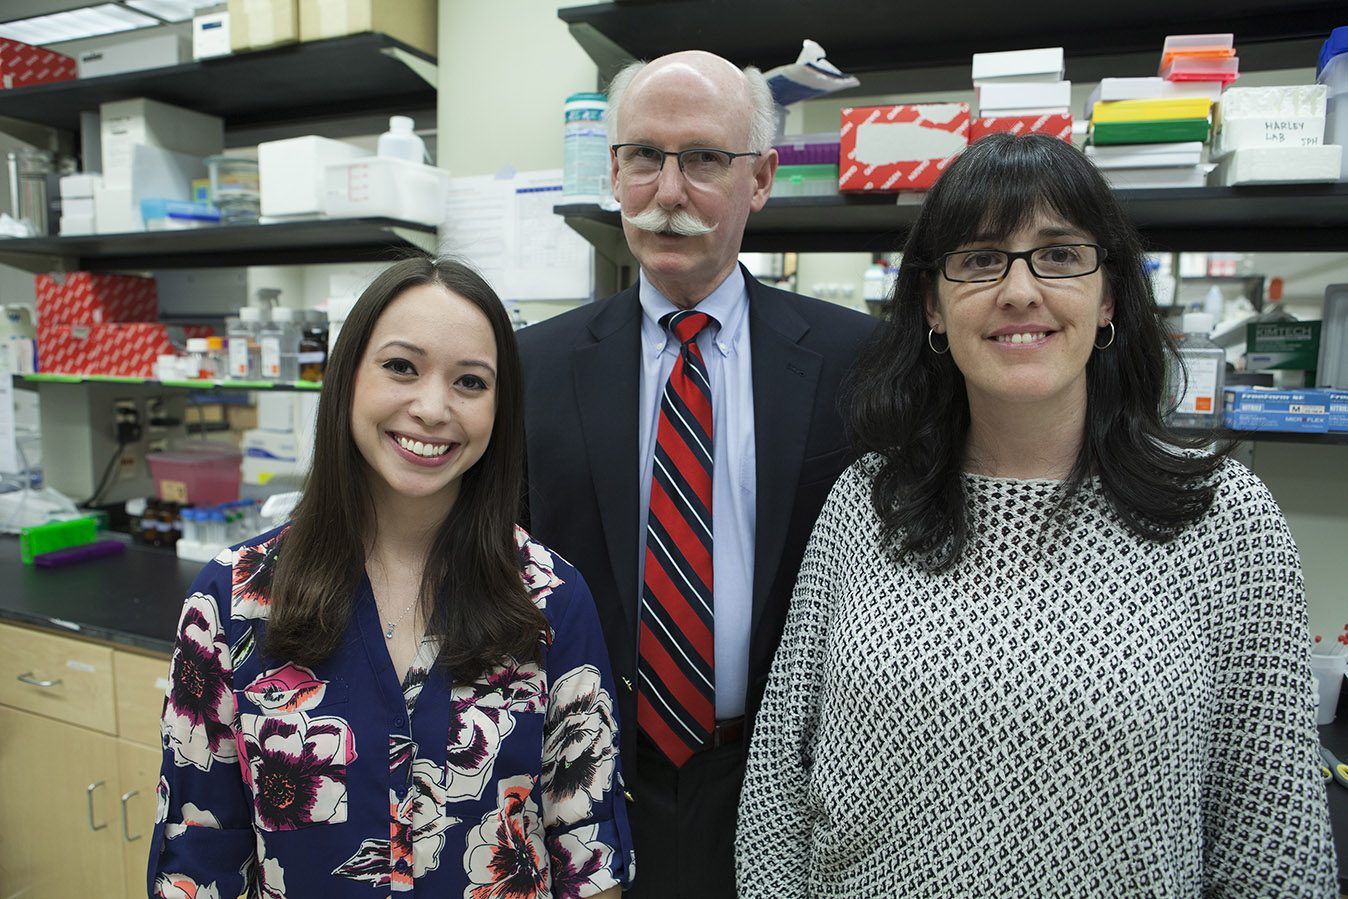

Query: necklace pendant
385,623,395,639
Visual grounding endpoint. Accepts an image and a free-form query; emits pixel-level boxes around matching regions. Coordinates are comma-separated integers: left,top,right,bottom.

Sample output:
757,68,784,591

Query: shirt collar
639,267,750,359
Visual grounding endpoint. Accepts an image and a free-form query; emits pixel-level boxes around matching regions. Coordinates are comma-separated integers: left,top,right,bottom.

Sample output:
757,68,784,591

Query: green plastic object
20,517,97,564
1090,119,1211,145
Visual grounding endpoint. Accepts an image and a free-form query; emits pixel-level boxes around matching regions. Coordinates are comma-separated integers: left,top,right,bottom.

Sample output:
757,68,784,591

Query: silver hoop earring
927,328,949,355
1094,320,1115,350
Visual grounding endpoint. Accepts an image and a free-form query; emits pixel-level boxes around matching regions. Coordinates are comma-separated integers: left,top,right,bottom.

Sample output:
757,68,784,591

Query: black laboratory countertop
0,533,198,655
1319,688,1348,892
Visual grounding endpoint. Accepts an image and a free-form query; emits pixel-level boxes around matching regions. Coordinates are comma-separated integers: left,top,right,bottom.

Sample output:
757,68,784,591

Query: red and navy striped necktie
638,310,716,767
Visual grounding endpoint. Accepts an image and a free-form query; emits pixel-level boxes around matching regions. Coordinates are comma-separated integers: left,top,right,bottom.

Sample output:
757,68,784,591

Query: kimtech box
1246,320,1322,376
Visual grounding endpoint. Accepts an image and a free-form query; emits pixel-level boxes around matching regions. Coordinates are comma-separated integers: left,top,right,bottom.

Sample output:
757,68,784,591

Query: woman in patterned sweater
737,133,1337,897
150,255,633,898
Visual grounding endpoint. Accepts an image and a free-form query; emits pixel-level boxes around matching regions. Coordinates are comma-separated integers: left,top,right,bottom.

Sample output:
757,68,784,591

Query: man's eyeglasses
611,143,762,185
936,244,1108,283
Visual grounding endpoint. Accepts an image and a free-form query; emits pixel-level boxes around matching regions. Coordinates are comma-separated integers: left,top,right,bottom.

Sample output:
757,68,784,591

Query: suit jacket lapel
574,287,643,631
747,273,822,620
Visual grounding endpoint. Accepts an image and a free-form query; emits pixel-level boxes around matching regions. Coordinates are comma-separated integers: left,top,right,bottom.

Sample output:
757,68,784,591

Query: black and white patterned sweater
737,455,1336,898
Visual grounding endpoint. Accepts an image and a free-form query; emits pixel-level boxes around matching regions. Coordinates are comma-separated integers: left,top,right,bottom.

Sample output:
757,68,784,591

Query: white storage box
259,135,369,219
977,81,1072,115
99,98,223,190
78,34,187,78
1209,144,1342,185
971,47,1064,85
241,428,304,485
323,158,449,226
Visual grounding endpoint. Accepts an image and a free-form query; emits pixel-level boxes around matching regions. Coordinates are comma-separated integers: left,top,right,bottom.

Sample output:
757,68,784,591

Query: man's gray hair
605,58,777,154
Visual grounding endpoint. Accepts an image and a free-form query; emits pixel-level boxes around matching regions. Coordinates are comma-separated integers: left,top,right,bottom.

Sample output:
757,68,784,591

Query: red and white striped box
34,272,159,325
839,103,970,192
0,39,76,90
970,113,1073,143
37,323,213,378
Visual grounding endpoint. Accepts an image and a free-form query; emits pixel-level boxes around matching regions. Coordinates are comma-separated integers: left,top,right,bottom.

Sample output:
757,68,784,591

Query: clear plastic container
185,337,211,380
1317,26,1348,182
206,155,261,225
1168,311,1226,428
146,443,242,506
259,306,300,382
227,307,265,380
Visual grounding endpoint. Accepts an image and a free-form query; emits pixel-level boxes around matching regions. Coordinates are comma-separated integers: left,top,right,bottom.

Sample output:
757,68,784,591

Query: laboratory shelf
0,33,436,134
558,0,1339,86
558,182,1348,254
0,217,437,271
14,374,321,391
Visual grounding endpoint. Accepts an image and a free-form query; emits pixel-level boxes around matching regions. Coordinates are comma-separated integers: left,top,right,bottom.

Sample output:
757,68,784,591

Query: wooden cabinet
0,621,169,899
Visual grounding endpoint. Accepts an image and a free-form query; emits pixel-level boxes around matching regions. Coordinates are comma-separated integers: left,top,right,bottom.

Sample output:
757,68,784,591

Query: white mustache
622,206,717,236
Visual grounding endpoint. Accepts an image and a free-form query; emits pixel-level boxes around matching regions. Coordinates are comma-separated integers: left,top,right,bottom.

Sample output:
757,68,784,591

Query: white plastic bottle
185,337,211,380
1168,311,1226,429
377,115,426,164
260,306,301,382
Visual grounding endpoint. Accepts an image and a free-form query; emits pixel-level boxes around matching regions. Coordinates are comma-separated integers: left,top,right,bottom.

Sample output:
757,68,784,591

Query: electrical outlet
114,398,142,444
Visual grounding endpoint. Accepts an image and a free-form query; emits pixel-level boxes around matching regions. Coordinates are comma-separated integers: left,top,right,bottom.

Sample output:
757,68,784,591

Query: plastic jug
377,116,427,164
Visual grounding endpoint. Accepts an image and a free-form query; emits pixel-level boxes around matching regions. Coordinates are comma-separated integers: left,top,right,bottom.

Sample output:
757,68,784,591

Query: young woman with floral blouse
149,255,633,898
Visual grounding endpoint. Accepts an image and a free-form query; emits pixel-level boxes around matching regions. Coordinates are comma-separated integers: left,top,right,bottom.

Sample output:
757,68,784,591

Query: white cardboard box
259,135,368,218
1209,144,1342,185
78,34,187,78
192,8,231,60
977,81,1072,114
99,98,223,190
241,427,303,485
971,47,1063,85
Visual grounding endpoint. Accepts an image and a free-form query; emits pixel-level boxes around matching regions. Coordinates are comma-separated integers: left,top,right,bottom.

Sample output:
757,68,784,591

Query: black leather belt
708,716,745,749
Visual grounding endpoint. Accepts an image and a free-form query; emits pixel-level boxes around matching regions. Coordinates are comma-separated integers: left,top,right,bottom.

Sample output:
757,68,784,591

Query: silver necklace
383,595,419,639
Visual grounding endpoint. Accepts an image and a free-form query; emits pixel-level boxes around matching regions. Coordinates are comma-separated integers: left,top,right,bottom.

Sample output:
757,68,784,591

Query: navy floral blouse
148,524,635,898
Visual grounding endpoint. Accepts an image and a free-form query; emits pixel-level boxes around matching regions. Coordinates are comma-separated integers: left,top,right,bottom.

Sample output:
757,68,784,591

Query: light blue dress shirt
637,268,756,721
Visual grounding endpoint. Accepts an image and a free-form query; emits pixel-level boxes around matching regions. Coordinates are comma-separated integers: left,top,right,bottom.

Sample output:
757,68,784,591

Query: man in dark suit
519,50,876,898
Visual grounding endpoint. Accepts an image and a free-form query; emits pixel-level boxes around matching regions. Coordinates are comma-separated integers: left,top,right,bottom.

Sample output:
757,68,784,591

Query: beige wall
437,1,597,177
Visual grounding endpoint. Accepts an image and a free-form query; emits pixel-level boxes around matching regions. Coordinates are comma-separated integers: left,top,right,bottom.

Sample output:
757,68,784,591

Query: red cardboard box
0,39,76,90
37,322,212,378
35,272,159,325
839,103,970,192
970,113,1073,143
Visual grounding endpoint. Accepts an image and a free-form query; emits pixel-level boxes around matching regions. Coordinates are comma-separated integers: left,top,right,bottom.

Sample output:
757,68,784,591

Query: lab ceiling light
124,0,202,23
0,3,159,45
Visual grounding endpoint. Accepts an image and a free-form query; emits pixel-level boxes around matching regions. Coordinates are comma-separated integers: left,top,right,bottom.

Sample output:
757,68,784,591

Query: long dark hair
266,254,546,680
850,132,1222,569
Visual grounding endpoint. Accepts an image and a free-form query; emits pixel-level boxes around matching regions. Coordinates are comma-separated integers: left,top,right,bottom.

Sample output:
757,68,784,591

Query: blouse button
394,858,408,872
394,716,405,728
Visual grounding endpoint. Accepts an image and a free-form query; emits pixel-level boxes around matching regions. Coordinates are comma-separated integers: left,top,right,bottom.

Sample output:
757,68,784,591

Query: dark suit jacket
517,267,878,771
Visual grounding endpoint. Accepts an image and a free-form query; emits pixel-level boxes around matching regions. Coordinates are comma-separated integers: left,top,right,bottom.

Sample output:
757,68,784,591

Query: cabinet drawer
114,650,170,749
0,623,116,735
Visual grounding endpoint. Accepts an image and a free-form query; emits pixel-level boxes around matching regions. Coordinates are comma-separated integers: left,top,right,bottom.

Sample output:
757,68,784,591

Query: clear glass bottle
1168,311,1226,429
205,336,226,379
298,308,328,383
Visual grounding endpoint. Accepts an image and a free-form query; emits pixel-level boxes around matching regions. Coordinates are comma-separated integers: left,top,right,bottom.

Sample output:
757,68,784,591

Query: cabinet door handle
120,790,142,842
86,781,107,831
17,672,62,688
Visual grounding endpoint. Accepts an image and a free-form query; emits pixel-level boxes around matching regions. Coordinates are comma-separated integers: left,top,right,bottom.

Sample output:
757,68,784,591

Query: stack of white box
1210,85,1342,185
972,48,1071,119
58,173,100,236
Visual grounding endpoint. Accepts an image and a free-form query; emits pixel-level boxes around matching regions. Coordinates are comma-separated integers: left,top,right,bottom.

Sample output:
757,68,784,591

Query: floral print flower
239,714,354,831
154,873,222,899
332,759,461,888
254,833,286,899
464,775,548,899
517,527,563,608
446,663,546,802
163,593,237,772
231,532,283,620
541,666,618,827
243,662,327,713
165,801,222,840
548,825,619,899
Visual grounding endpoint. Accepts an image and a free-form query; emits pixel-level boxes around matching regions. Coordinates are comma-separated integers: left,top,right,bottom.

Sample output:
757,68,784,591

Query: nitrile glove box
241,428,304,485
1329,389,1348,431
259,135,369,219
1223,385,1330,432
839,103,969,192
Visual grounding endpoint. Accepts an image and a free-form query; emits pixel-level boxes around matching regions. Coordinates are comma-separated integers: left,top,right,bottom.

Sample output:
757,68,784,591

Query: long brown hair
265,254,546,680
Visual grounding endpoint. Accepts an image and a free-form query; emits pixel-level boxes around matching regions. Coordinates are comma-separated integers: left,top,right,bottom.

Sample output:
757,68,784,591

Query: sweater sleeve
1200,462,1338,898
735,465,856,897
